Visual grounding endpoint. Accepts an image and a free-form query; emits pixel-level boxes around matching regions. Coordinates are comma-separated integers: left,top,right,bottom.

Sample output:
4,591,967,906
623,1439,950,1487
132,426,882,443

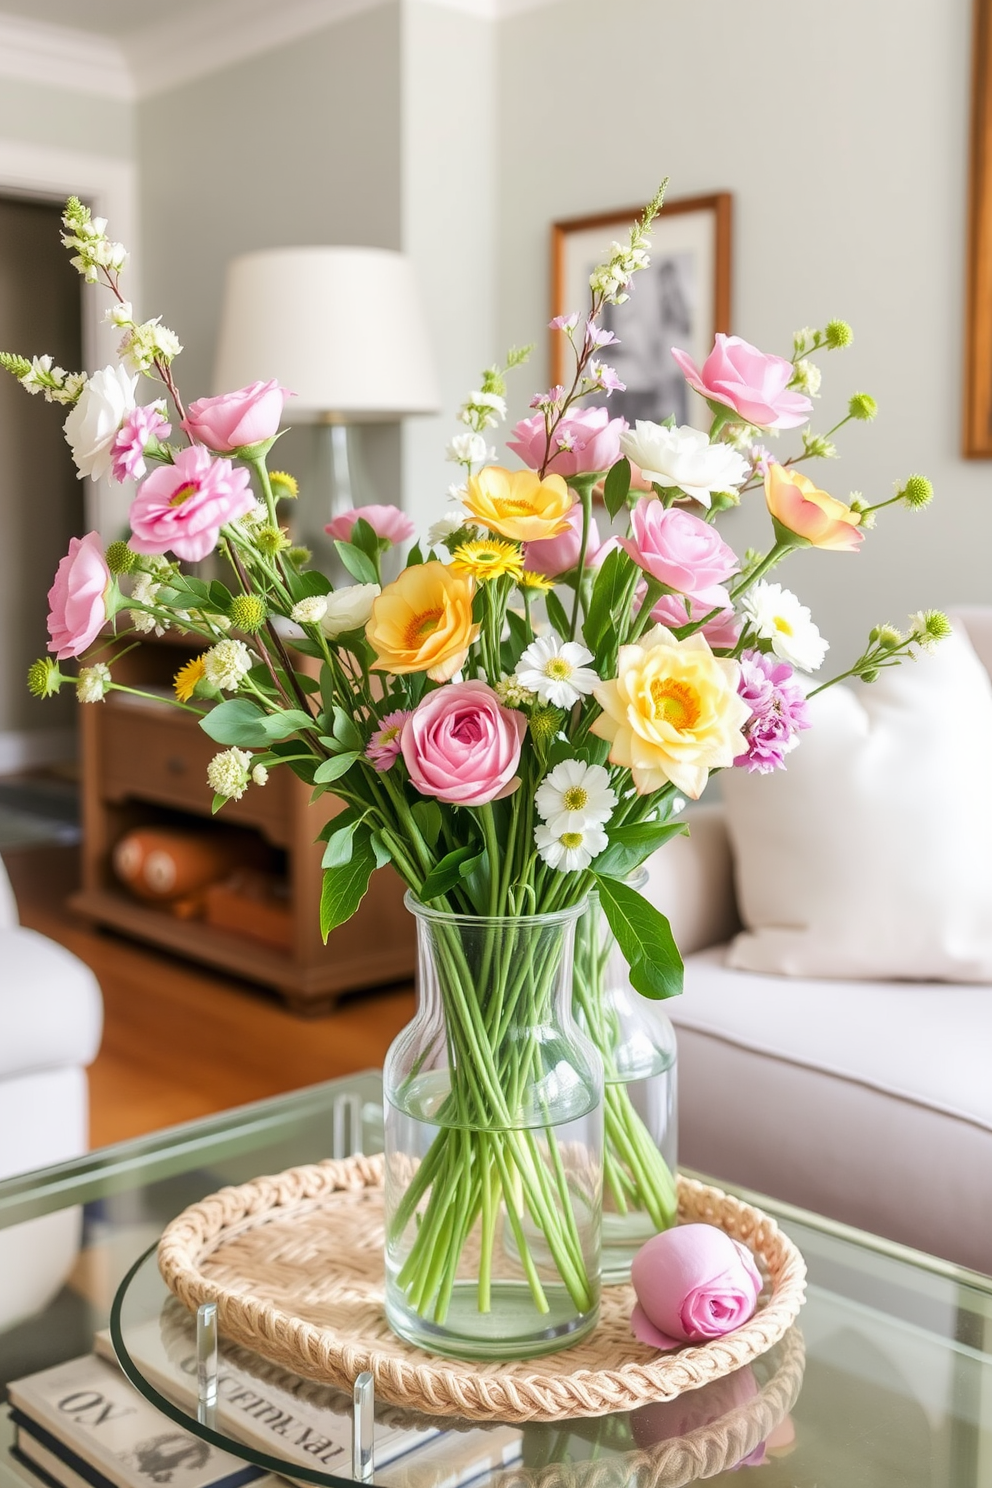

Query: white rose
321,583,381,640
63,364,137,481
619,421,750,508
446,432,489,465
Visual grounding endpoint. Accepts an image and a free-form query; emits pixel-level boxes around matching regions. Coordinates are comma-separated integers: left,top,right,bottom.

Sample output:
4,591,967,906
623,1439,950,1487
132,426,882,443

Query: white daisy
516,634,599,708
535,760,617,835
741,581,829,672
534,821,609,873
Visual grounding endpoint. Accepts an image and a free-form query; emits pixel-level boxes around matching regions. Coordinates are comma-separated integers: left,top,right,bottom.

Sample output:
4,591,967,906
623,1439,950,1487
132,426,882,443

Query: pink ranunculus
631,1223,762,1350
129,445,255,563
507,406,627,479
671,334,813,431
523,503,610,577
620,498,739,610
111,404,171,483
325,504,416,546
47,532,112,659
648,589,742,650
181,379,290,452
401,680,526,807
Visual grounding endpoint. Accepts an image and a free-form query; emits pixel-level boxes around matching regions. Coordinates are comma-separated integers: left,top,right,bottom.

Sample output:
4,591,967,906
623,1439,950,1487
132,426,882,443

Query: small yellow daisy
174,654,207,702
450,538,524,583
269,470,300,500
517,569,554,592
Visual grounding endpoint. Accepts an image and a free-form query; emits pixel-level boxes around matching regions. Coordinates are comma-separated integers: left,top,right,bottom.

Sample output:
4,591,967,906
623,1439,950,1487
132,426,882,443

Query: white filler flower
516,634,599,708
742,581,829,671
207,747,252,801
321,583,381,640
290,596,328,625
535,760,617,836
535,821,609,873
63,363,137,482
76,663,111,703
427,511,467,547
203,638,253,691
619,421,749,507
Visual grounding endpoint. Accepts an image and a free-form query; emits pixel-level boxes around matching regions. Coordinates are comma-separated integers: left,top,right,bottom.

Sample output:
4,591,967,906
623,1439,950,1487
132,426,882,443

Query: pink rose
129,445,255,563
631,1223,762,1350
671,334,812,431
325,504,416,546
181,379,290,452
401,680,525,806
507,406,627,479
647,589,741,650
523,503,613,577
620,499,739,610
47,532,112,659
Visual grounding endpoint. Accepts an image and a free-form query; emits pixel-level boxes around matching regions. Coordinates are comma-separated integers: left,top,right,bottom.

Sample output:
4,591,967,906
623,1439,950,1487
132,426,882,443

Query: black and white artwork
553,196,730,430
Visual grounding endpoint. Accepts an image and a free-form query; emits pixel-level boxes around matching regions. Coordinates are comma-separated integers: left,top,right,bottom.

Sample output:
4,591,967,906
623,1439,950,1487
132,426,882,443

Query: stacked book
7,1334,522,1488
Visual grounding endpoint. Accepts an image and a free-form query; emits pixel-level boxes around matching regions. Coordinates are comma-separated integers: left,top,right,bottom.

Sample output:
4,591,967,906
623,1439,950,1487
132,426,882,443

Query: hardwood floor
3,845,416,1150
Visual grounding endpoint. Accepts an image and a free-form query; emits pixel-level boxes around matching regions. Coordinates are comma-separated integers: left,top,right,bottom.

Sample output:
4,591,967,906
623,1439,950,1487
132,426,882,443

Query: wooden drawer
100,701,293,847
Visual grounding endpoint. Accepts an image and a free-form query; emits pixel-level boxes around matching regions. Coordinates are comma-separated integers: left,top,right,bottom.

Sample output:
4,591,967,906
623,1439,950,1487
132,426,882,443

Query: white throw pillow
722,624,992,981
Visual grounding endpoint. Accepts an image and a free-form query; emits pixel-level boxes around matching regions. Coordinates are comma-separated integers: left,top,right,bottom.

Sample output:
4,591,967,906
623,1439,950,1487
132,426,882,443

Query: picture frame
550,192,732,428
965,0,992,456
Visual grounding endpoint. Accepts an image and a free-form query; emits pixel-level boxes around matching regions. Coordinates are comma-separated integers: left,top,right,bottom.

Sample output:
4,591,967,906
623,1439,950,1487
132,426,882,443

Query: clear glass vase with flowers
10,187,947,1360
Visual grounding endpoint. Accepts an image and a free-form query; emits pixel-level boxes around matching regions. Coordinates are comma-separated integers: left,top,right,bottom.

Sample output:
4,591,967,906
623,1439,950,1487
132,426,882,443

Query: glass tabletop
2,1071,992,1487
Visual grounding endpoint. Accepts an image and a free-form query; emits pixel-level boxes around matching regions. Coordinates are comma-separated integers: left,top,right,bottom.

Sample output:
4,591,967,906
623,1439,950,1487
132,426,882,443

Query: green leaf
370,833,392,869
545,587,572,642
208,581,235,613
200,699,273,747
293,569,333,599
320,826,377,940
411,800,442,849
406,541,424,568
419,845,484,903
313,750,361,784
334,540,378,586
331,705,364,752
349,517,380,561
286,638,324,659
321,807,369,867
501,608,530,674
211,792,227,815
594,820,689,879
594,875,683,999
603,457,631,519
583,547,636,654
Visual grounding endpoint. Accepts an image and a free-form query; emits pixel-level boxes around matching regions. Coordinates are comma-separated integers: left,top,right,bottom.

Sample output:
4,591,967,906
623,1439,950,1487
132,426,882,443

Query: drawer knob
166,756,188,775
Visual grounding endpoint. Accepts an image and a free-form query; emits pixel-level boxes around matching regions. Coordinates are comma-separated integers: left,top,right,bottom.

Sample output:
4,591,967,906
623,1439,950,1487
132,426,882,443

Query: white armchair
0,853,103,1328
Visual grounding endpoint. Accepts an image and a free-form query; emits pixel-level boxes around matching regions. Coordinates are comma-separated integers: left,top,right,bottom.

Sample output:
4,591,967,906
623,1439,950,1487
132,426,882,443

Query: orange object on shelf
204,871,293,952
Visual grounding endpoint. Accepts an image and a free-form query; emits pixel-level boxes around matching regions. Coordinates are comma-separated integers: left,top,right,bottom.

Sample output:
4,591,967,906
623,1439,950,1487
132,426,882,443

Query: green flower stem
250,456,279,527
728,541,791,603
569,479,596,639
106,683,205,716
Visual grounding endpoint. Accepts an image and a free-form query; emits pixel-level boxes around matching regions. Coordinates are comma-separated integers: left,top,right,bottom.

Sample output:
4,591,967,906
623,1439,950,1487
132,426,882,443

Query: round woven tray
157,1154,806,1424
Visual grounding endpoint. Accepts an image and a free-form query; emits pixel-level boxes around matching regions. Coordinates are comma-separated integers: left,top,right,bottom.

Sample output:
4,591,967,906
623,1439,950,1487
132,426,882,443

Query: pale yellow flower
591,625,751,798
366,561,479,681
463,466,573,542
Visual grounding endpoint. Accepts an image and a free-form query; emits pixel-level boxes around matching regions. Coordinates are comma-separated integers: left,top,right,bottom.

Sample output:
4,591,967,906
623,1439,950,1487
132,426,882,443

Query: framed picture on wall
551,193,732,428
965,0,992,455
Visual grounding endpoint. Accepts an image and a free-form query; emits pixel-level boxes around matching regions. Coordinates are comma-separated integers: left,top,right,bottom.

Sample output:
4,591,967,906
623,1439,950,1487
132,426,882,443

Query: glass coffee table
1,1071,990,1487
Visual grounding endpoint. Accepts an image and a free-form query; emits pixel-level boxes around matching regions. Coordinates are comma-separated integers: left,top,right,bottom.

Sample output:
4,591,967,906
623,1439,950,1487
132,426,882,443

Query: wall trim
0,729,76,776
0,13,132,100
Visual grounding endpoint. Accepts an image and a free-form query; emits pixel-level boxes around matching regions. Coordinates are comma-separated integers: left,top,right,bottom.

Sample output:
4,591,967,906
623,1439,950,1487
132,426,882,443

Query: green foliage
594,875,683,999
320,806,369,867
334,540,378,585
594,819,688,880
320,825,377,940
583,547,636,655
200,699,313,747
312,750,361,785
544,587,571,642
602,457,631,519
411,800,442,849
419,845,485,903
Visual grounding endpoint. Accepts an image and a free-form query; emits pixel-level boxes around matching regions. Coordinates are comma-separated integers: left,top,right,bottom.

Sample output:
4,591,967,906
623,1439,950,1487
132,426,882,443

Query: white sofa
0,855,103,1328
645,615,992,1278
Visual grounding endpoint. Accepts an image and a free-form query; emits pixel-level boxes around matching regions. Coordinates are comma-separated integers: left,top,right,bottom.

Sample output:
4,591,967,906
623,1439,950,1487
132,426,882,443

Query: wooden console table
71,633,415,1014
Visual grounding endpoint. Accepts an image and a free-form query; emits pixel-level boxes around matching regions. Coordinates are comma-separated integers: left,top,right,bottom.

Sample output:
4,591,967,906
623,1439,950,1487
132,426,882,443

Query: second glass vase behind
573,869,678,1284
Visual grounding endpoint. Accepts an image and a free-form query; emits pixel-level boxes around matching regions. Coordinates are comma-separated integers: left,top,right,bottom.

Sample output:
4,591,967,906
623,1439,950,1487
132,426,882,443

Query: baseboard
0,728,76,775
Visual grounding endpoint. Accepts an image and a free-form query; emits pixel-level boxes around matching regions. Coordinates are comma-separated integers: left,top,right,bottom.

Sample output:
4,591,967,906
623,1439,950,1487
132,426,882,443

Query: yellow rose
366,561,479,681
591,625,751,798
463,466,573,542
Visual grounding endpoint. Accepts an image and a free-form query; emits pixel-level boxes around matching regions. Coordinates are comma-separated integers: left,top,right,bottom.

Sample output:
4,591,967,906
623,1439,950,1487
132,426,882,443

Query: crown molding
0,12,132,99
0,0,559,103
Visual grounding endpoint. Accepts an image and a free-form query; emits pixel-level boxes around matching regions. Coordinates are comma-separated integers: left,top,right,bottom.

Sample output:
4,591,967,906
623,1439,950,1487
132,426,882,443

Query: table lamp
213,246,440,553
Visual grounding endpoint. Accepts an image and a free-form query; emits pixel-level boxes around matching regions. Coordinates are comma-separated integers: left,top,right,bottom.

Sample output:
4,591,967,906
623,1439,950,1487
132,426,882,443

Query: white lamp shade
212,246,440,422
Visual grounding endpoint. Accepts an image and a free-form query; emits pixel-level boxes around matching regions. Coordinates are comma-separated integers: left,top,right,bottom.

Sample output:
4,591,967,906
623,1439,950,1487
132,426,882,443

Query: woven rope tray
157,1154,806,1424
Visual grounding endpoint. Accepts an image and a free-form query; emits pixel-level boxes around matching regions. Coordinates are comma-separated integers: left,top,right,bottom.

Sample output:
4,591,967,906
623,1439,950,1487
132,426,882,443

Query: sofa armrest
641,803,739,955
0,857,18,928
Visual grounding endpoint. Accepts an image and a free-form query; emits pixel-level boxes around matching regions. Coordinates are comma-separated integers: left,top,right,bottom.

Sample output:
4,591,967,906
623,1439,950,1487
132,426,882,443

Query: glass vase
573,869,678,1283
384,895,603,1361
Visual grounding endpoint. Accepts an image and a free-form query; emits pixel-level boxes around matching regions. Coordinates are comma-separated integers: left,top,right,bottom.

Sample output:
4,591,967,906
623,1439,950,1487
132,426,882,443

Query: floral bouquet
7,187,945,1358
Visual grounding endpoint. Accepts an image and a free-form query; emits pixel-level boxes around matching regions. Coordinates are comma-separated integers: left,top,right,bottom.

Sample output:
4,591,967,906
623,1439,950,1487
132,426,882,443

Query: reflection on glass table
0,1070,991,1487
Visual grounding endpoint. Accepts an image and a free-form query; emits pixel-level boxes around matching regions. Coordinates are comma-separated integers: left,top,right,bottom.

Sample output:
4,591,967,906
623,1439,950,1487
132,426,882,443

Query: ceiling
0,0,214,36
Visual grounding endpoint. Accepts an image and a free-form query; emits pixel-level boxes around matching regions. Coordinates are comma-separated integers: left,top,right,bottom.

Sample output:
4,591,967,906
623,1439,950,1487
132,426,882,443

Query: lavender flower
734,649,811,774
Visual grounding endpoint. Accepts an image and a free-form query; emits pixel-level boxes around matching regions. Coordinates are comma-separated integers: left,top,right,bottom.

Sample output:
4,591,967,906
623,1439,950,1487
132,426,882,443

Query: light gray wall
136,2,403,518
497,0,991,665
0,78,133,158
